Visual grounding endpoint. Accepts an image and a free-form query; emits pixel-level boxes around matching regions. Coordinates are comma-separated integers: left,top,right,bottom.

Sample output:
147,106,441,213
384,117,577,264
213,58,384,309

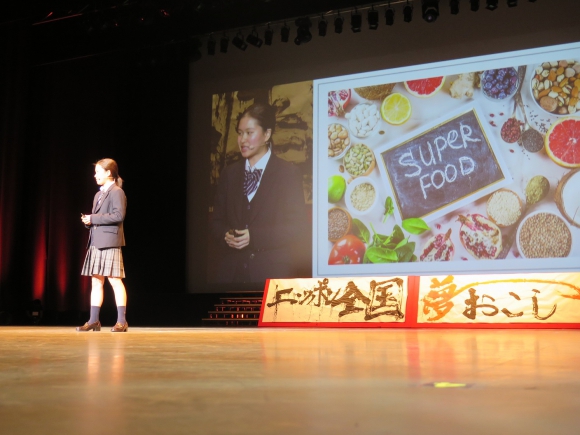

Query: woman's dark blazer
211,154,307,283
87,184,127,249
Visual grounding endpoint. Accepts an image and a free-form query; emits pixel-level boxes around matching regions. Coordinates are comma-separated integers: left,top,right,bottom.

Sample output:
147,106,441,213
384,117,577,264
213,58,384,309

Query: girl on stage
77,158,129,332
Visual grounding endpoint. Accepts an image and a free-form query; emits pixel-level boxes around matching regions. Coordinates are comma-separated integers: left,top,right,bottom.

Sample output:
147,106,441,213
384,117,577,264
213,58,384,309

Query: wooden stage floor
1,327,579,435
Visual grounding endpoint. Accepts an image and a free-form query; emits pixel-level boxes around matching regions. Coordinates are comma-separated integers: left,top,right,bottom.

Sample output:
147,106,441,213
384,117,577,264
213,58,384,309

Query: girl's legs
108,277,127,324
88,275,105,323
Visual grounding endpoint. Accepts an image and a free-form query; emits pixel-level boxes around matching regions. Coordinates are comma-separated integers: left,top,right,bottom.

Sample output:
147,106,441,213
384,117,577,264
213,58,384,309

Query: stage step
202,291,263,327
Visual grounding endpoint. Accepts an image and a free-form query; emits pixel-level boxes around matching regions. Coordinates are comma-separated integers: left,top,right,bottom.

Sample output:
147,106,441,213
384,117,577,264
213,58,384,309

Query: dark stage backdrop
0,23,188,323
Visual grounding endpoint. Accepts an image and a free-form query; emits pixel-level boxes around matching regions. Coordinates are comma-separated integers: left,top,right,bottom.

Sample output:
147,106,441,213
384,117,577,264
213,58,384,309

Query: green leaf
410,254,418,262
366,246,398,263
382,196,394,223
351,219,370,244
396,242,416,262
402,218,430,235
394,237,408,250
391,225,405,244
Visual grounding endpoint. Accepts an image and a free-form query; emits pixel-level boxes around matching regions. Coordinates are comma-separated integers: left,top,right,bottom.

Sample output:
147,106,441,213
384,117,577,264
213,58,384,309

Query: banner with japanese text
418,272,580,324
260,277,408,325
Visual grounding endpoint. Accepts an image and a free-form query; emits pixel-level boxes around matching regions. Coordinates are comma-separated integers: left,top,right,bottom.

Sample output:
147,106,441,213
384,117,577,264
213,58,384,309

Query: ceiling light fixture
281,22,290,42
450,0,460,14
334,12,344,34
368,6,379,30
220,34,228,53
294,17,312,45
470,0,480,11
232,30,247,51
403,1,413,22
385,2,395,25
351,8,362,33
246,27,263,47
264,25,273,45
207,35,215,55
486,0,499,10
507,0,517,6
318,15,328,36
422,0,439,22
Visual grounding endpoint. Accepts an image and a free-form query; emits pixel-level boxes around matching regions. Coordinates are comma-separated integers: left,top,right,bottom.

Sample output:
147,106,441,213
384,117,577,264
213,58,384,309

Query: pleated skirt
81,246,125,278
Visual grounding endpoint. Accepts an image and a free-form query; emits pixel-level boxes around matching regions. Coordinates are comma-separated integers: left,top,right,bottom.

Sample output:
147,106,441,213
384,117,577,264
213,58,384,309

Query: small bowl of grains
486,188,524,228
328,206,352,242
345,176,379,216
516,210,572,259
343,143,376,178
328,123,351,159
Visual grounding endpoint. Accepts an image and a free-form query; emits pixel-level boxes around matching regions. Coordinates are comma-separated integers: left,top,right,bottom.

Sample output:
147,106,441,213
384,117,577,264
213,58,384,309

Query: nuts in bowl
531,60,580,115
328,123,350,159
343,143,375,178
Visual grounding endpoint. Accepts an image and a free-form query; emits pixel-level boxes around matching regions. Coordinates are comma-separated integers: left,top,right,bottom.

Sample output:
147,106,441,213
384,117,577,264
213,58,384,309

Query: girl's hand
81,214,92,226
225,229,250,249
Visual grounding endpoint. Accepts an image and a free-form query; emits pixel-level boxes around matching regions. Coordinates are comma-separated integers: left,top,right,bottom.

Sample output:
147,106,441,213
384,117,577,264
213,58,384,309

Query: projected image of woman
77,158,129,332
211,103,307,283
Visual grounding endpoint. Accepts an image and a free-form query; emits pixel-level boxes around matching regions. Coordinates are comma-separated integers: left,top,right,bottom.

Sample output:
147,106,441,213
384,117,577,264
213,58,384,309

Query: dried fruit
420,228,454,262
457,214,502,260
328,89,351,117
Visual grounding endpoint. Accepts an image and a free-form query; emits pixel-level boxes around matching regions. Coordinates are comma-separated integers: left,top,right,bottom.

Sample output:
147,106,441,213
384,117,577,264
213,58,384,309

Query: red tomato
328,235,365,265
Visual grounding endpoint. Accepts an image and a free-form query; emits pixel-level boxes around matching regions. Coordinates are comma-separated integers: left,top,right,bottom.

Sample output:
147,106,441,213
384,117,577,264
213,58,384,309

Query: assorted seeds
350,183,376,212
518,212,572,258
344,143,374,177
328,207,350,241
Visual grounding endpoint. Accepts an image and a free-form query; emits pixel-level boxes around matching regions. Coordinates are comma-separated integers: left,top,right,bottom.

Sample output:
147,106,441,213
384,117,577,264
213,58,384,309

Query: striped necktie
243,169,263,196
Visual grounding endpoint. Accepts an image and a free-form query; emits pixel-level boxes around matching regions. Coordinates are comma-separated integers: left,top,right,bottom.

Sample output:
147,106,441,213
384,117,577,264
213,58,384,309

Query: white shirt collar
245,147,271,172
101,180,115,192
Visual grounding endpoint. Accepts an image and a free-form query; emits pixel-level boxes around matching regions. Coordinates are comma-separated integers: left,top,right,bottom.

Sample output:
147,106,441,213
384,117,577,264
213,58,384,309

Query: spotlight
220,34,228,53
334,13,344,33
422,0,439,22
486,0,498,10
403,1,413,22
368,7,379,30
351,9,362,33
232,31,247,51
294,17,312,45
207,35,215,55
385,4,395,25
507,0,517,6
318,16,328,36
450,0,460,14
528,0,537,2
281,23,290,42
264,25,273,45
470,0,480,11
246,27,263,48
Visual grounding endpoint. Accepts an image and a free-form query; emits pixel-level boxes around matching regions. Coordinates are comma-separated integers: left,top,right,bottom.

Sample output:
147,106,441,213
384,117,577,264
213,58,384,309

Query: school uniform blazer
211,154,307,283
87,184,127,249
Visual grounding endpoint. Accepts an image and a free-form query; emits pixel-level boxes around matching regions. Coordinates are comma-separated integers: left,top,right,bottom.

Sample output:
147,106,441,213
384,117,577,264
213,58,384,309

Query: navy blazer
211,154,307,283
87,184,127,249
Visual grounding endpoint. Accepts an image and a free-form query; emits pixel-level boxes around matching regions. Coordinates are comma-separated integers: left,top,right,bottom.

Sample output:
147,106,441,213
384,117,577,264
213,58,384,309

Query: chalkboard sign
378,107,510,221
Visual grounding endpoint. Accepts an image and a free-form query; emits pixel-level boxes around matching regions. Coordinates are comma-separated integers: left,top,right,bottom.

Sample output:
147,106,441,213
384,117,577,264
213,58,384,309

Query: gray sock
117,306,126,324
89,306,100,324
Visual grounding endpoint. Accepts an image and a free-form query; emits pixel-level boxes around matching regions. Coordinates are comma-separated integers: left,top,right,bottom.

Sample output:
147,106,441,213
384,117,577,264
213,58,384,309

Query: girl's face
237,115,271,165
94,164,112,186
